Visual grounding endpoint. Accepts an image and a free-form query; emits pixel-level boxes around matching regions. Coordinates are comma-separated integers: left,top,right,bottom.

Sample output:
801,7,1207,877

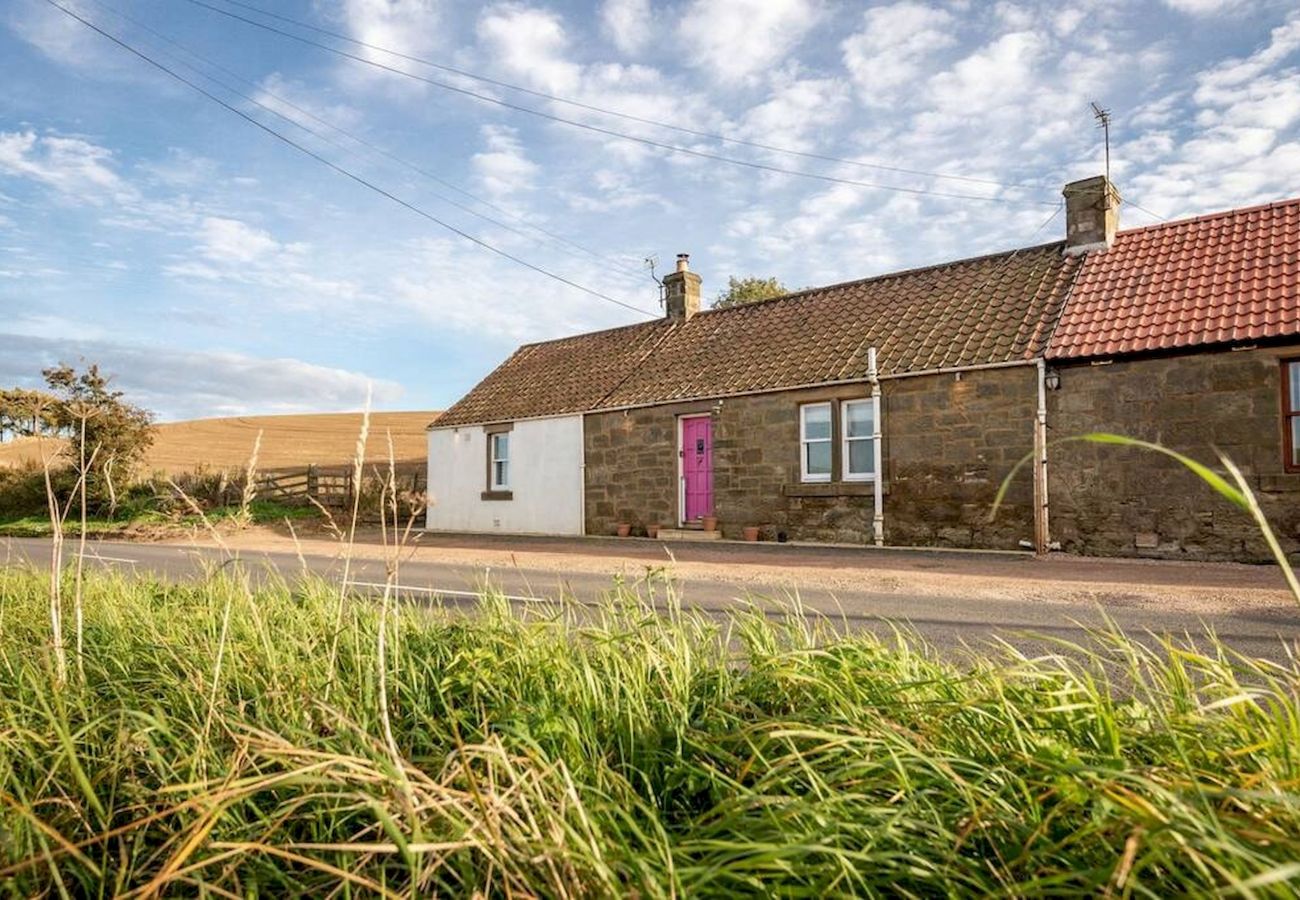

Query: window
1285,360,1300,472
842,399,875,481
800,403,832,482
489,432,510,489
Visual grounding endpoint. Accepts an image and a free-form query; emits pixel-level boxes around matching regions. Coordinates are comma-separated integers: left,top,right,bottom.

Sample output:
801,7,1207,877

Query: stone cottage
426,176,1300,561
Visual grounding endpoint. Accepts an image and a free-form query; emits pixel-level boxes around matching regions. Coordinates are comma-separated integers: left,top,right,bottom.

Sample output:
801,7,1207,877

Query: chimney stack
1062,175,1120,255
663,253,701,321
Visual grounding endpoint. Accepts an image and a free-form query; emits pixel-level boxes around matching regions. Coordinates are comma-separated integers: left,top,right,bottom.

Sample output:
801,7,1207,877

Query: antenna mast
1090,101,1112,181
645,255,664,309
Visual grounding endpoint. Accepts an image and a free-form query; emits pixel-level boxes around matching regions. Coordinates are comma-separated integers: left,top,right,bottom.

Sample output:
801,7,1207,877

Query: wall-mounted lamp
1044,368,1062,391
711,399,724,415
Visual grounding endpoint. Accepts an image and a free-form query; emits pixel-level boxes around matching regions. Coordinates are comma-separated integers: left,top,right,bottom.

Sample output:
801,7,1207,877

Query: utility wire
175,0,1059,207
188,0,1053,194
85,0,651,281
42,0,659,318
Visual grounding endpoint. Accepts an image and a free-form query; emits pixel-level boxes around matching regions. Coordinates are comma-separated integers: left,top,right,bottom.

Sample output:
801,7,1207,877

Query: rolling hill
0,411,440,474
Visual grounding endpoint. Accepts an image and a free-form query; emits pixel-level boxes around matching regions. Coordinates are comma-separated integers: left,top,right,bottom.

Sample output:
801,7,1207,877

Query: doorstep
656,528,722,541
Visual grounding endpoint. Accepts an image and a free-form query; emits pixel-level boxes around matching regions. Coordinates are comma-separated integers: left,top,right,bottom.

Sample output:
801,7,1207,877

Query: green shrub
0,460,75,519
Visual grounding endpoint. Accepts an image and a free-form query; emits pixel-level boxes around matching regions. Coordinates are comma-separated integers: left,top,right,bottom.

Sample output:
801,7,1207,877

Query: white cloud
678,0,822,86
5,0,135,74
0,333,402,419
476,3,582,95
601,0,655,55
251,73,364,131
330,0,443,95
1162,0,1256,15
841,2,956,105
0,131,129,202
730,76,849,153
1108,11,1300,218
341,0,441,60
927,31,1048,117
389,235,654,342
471,125,539,200
196,217,292,263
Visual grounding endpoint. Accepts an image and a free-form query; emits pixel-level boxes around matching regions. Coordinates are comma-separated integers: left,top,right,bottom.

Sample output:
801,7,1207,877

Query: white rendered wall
425,415,584,535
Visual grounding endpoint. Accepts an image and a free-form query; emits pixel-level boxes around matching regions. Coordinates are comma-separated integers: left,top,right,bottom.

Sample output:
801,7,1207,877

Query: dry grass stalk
235,429,262,528
325,387,371,702
70,410,101,683
39,429,67,686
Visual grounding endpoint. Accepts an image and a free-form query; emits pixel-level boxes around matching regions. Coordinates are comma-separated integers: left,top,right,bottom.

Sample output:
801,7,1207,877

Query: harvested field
0,411,439,474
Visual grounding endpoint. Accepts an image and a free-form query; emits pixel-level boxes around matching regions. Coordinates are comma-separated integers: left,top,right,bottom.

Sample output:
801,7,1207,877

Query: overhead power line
86,0,651,281
188,0,1053,194
192,0,1173,225
42,0,658,319
176,0,1060,208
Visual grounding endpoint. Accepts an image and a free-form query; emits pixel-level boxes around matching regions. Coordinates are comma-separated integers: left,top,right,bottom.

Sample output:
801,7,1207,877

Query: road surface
3,537,1298,663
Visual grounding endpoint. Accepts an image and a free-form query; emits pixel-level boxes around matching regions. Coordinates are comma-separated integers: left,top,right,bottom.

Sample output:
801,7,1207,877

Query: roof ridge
1115,195,1300,239
691,239,1067,318
513,316,665,351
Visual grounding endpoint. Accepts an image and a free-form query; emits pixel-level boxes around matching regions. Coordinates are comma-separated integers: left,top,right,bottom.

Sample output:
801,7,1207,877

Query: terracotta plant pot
743,526,760,542
646,524,661,539
616,523,632,537
702,516,719,532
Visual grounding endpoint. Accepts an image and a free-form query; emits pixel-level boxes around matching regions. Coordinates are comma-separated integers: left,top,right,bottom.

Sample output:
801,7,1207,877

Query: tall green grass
1,567,1299,896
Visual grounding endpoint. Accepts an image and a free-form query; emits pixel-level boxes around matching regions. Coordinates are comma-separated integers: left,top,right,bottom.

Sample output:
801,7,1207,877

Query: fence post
306,464,318,502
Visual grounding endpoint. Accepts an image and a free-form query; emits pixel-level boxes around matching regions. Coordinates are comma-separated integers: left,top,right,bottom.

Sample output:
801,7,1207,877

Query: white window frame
799,402,832,483
489,431,510,490
841,399,876,482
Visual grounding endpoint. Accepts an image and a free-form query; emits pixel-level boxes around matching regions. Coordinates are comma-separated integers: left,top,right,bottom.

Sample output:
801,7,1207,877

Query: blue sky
2,0,1298,420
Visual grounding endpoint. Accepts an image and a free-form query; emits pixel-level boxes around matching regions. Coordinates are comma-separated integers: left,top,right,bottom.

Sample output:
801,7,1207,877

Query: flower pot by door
702,516,718,532
743,526,760,542
647,524,660,539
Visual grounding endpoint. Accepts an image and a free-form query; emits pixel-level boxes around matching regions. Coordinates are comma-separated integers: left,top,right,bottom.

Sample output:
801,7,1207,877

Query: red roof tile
1048,198,1300,359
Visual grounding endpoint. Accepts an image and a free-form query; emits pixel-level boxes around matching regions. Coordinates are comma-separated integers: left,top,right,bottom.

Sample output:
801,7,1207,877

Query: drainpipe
868,347,884,547
578,415,587,537
1033,358,1051,555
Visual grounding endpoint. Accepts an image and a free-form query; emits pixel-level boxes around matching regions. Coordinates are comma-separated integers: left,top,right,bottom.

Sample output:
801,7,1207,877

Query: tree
0,388,61,441
711,275,788,310
41,364,154,504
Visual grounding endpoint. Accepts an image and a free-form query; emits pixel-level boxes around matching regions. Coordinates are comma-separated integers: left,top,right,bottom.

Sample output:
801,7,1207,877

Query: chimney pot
663,252,701,321
1062,175,1120,255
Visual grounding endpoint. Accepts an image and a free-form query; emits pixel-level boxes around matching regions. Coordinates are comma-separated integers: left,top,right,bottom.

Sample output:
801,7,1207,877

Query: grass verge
0,500,317,538
1,568,1298,896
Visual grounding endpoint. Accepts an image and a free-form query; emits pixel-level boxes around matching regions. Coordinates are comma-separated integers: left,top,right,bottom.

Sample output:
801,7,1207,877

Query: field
2,567,1299,896
0,411,439,474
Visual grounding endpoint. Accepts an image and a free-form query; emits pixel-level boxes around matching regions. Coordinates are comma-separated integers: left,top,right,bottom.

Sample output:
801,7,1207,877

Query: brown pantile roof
436,319,672,427
436,242,1079,427
1048,198,1300,360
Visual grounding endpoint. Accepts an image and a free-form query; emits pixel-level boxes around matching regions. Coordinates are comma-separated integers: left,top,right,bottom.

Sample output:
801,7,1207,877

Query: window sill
783,482,876,498
1259,473,1300,493
481,490,513,501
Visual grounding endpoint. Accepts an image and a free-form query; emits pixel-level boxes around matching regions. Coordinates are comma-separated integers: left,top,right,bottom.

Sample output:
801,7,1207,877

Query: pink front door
681,416,713,523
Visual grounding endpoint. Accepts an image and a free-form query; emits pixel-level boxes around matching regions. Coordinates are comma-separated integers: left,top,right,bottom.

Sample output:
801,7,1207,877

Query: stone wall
583,365,1040,548
1047,346,1300,561
884,365,1038,548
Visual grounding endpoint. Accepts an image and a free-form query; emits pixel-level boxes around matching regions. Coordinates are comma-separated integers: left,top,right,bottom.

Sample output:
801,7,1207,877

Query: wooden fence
253,464,425,509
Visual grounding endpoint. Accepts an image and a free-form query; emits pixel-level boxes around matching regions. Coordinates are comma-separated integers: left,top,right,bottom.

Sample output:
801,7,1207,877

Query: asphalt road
4,537,1298,663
